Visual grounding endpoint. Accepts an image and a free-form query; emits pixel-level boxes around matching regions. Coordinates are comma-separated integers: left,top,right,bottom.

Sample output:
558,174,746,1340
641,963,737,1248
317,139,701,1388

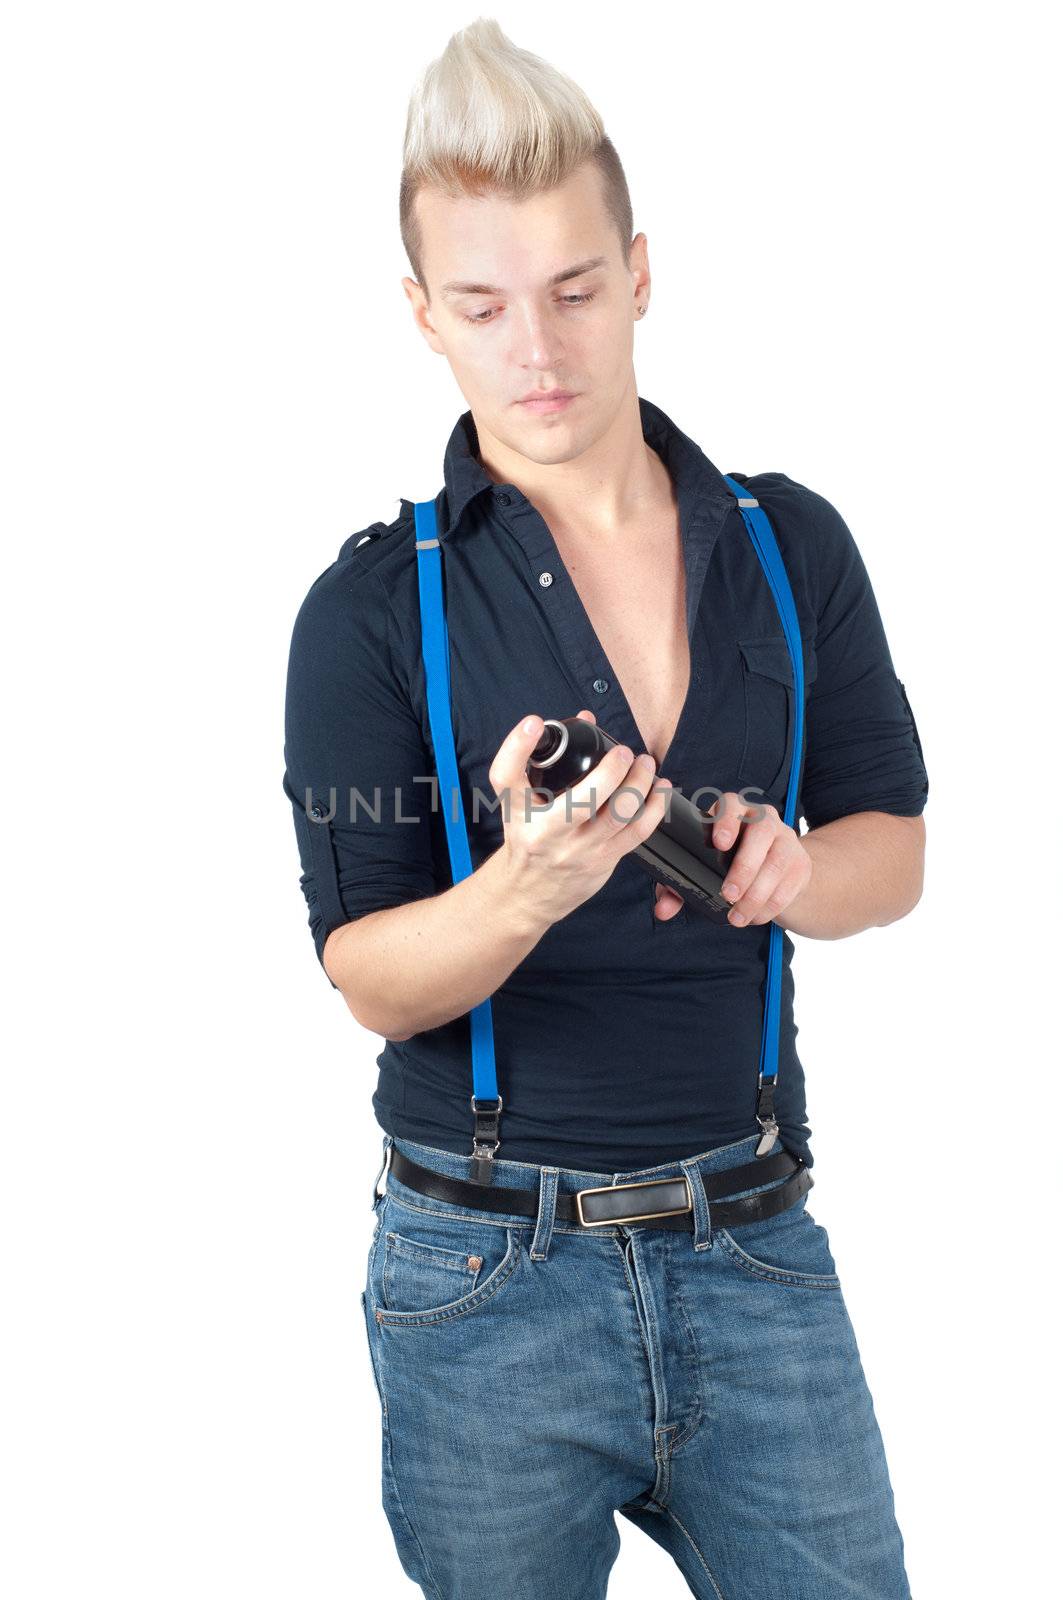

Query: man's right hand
487,709,673,927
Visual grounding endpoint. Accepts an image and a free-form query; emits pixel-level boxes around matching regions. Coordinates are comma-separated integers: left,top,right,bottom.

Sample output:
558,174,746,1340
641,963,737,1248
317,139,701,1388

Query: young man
283,19,928,1599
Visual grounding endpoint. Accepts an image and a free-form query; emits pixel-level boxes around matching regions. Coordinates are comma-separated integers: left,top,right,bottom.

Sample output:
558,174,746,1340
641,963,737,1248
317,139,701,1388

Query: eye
459,291,597,326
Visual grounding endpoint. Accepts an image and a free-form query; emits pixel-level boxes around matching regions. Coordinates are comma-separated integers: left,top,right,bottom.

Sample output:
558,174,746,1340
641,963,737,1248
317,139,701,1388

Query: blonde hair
399,17,633,301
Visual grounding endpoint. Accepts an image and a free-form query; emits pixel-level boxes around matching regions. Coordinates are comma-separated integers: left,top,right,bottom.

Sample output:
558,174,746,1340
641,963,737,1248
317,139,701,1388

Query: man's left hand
653,794,812,926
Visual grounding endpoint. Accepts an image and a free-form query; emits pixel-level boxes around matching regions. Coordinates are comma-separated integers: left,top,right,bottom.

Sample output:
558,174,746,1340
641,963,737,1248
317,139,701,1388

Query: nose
510,304,566,371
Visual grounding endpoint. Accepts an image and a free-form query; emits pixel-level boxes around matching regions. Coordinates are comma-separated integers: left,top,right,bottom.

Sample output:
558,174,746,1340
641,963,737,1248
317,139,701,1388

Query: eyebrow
439,256,609,298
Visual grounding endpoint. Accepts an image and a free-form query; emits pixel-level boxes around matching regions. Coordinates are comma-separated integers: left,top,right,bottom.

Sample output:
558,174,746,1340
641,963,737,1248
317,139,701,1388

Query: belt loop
529,1167,560,1261
680,1156,712,1252
371,1133,393,1211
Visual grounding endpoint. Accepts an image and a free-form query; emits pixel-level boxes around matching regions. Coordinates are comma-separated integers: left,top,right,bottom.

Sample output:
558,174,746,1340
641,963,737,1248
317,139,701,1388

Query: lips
518,391,578,414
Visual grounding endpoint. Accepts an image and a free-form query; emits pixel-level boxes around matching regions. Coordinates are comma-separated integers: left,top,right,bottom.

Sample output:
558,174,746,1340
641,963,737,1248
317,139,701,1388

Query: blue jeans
359,1130,911,1599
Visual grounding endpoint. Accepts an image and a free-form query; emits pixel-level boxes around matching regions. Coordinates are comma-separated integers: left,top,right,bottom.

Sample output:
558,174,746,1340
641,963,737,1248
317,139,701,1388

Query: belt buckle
575,1172,694,1228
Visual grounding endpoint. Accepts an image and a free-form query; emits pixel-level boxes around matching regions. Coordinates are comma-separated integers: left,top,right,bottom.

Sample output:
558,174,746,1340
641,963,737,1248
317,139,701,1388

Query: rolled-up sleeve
797,484,929,831
282,554,439,987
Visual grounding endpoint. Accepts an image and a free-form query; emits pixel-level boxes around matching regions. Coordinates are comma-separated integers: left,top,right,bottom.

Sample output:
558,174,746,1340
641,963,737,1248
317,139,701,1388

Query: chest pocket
736,637,818,803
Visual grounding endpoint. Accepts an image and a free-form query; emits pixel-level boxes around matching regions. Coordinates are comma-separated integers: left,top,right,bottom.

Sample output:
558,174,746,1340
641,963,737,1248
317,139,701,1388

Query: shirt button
593,678,609,694
538,571,553,588
310,801,328,820
497,492,512,507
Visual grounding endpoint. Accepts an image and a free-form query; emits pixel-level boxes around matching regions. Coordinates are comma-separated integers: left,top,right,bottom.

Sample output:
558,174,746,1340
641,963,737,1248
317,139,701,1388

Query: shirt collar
437,394,736,542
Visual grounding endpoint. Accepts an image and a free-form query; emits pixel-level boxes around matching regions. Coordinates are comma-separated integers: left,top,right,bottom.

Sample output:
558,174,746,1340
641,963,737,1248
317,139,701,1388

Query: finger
654,884,685,920
705,791,751,851
608,752,661,823
580,749,663,841
739,864,808,926
575,708,597,723
718,812,776,910
595,770,674,861
560,740,639,832
727,836,795,926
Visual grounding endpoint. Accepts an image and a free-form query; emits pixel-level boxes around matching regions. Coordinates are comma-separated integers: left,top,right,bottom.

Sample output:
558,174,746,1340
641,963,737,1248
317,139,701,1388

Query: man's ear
628,232,651,312
401,276,446,355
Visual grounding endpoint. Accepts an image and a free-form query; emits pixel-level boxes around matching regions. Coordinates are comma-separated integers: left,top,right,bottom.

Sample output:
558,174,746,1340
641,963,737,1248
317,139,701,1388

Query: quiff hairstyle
399,17,634,305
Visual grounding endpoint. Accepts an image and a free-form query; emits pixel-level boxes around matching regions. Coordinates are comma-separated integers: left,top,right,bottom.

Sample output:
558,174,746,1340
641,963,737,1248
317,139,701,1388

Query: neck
472,383,674,546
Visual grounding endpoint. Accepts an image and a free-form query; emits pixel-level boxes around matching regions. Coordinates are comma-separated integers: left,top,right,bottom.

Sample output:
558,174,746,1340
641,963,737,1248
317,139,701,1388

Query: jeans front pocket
717,1193,842,1288
384,1233,486,1311
370,1193,522,1327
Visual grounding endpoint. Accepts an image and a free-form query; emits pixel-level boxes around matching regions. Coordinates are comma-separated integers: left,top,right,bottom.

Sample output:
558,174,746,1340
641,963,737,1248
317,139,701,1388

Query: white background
3,2,1059,1595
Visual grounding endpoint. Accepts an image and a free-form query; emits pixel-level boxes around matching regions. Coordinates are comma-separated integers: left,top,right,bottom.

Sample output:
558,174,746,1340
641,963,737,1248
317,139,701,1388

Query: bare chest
555,519,690,768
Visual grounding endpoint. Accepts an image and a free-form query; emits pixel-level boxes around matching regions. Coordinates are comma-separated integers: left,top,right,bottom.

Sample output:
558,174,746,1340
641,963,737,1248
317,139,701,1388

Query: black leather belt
387,1146,812,1232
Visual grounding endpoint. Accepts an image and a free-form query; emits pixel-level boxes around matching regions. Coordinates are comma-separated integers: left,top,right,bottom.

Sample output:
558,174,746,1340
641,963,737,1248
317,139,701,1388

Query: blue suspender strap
413,499,502,1184
413,484,805,1176
722,477,805,1157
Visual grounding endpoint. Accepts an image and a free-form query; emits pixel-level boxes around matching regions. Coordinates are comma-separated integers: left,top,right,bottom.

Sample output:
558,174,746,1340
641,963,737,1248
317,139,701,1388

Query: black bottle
526,717,743,924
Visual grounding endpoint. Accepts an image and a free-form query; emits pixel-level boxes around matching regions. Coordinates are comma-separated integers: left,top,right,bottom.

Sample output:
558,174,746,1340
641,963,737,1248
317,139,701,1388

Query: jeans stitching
716,1227,841,1288
664,1505,728,1600
530,1167,560,1261
667,1270,706,1454
361,1290,446,1596
382,1232,483,1308
373,1233,520,1325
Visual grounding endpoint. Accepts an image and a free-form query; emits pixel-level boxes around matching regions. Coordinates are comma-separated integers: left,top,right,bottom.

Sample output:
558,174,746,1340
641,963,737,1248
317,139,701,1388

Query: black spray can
526,717,744,924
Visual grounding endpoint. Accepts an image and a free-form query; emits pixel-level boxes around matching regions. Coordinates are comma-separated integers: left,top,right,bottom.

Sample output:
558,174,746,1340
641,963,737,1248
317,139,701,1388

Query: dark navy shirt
282,396,929,1172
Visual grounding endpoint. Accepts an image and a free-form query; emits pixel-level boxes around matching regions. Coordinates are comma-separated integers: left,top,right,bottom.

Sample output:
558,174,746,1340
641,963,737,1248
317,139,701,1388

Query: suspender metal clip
755,1073,779,1157
470,1094,503,1185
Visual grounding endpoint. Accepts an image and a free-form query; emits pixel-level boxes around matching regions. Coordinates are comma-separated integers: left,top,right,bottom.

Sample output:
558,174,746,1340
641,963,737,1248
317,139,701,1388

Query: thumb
490,713,546,800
